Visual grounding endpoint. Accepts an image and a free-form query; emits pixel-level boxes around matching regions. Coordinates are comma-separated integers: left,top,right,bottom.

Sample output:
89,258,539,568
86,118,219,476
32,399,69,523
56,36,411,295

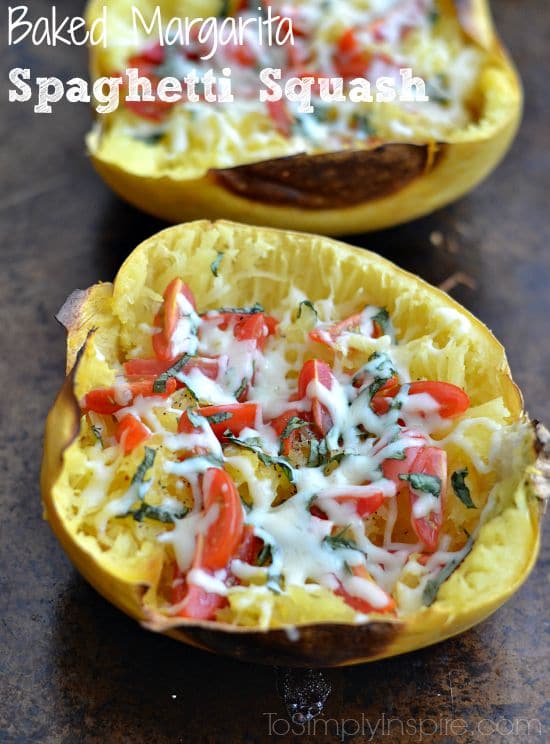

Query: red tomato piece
406,446,447,552
334,29,371,79
203,311,277,350
123,70,178,122
370,376,401,414
333,491,385,518
178,403,259,440
171,536,229,620
81,377,177,414
266,99,293,137
372,380,470,418
270,408,314,456
115,414,150,454
227,39,257,66
297,359,334,435
234,313,278,351
408,381,470,418
123,356,219,381
235,525,264,565
334,564,396,615
152,279,197,361
127,42,165,68
201,468,244,571
309,311,371,348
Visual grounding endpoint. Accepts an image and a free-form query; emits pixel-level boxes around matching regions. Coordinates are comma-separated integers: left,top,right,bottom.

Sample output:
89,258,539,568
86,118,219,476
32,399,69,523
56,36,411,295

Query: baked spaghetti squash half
41,221,547,666
85,0,521,234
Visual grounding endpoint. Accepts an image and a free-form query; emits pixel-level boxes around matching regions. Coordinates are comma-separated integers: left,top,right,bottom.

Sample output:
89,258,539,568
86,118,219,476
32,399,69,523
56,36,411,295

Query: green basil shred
153,353,193,393
423,534,475,606
224,431,294,483
399,472,442,498
210,251,224,277
451,468,476,508
324,526,359,551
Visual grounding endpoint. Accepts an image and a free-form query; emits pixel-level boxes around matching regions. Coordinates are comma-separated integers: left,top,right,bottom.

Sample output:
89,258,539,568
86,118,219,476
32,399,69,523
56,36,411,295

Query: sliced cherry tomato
174,410,210,457
372,380,470,418
364,17,386,43
122,69,178,122
266,99,293,137
115,414,150,454
127,42,165,68
313,487,385,520
226,38,257,66
408,381,470,418
297,359,334,435
178,403,259,439
234,313,278,351
123,356,219,381
334,564,396,615
334,29,371,79
309,311,374,348
235,525,264,565
152,279,197,362
81,377,177,414
201,468,244,571
171,536,228,620
203,311,277,350
381,434,426,490
406,446,447,552
370,376,401,413
333,491,385,518
270,408,314,456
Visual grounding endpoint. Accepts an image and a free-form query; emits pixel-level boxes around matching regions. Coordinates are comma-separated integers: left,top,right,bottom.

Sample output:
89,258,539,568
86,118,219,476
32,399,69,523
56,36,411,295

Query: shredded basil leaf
279,416,308,450
234,378,248,400
451,468,476,508
223,432,294,483
324,526,359,551
426,74,451,106
297,300,317,320
132,132,164,146
206,411,233,425
423,534,475,606
153,354,193,393
256,543,271,567
132,447,156,487
372,307,390,335
125,502,188,524
351,112,376,137
367,350,396,379
218,0,231,18
385,449,406,461
215,302,264,315
352,352,397,399
91,425,104,448
210,251,224,277
399,472,441,497
306,437,344,469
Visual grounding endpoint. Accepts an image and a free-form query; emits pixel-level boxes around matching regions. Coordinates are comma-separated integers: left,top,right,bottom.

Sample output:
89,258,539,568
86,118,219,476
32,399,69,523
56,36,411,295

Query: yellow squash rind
41,221,546,666
84,0,522,234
